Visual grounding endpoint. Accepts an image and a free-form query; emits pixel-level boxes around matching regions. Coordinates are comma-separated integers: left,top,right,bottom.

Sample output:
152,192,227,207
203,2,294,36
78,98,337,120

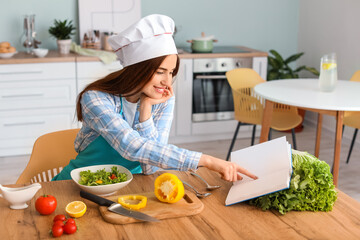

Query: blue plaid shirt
74,90,201,174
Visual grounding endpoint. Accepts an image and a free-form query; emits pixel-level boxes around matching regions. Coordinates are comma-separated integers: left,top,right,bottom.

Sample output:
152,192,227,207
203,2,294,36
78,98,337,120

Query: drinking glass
319,53,337,92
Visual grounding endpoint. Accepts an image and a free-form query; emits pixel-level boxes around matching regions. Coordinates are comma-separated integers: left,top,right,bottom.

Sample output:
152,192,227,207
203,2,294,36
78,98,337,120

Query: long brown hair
76,55,180,121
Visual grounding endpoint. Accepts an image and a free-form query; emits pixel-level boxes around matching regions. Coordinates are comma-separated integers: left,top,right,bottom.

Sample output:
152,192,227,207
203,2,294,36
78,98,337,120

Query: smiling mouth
154,86,165,94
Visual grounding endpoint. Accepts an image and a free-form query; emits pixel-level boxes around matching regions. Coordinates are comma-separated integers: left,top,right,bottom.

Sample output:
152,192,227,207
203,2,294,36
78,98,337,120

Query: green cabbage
249,150,338,214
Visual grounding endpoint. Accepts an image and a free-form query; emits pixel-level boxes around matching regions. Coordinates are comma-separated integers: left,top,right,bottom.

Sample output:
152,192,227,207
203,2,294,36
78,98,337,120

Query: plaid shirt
74,90,201,174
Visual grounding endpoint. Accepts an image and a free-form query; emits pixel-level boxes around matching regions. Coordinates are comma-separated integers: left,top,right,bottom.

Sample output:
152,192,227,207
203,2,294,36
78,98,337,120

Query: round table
254,79,360,186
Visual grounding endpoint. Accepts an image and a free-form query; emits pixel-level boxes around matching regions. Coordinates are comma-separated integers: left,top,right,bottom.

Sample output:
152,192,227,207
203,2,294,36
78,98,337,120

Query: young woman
53,14,257,182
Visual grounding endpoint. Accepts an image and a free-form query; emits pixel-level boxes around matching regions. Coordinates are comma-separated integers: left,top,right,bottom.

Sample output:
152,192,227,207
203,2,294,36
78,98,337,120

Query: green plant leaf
267,70,279,81
281,73,295,79
268,56,282,70
305,67,320,76
285,52,304,64
269,49,284,64
294,65,307,73
48,19,76,40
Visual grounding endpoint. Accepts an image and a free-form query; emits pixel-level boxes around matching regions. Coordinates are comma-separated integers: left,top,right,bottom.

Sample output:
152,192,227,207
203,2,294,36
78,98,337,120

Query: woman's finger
236,165,258,180
168,85,174,95
232,164,237,182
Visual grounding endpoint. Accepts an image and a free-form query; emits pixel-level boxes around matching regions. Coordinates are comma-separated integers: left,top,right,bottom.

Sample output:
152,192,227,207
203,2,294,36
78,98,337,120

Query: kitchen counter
0,46,267,64
178,46,268,59
1,168,359,239
0,51,77,64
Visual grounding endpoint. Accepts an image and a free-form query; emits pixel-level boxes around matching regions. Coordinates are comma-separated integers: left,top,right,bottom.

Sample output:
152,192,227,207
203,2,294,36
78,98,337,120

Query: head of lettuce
249,150,338,215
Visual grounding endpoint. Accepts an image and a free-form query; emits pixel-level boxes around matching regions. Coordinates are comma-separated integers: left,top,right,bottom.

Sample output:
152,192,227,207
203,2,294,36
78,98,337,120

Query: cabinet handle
4,121,46,127
0,70,43,75
2,93,44,99
195,75,226,79
184,64,187,81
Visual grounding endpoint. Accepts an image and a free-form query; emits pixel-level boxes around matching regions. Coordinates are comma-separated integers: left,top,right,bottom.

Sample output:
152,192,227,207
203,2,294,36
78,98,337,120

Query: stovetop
180,46,251,54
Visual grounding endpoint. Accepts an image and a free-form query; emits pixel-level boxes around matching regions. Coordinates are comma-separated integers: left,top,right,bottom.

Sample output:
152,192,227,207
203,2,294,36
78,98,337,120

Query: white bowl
33,48,48,58
0,52,17,59
70,164,133,196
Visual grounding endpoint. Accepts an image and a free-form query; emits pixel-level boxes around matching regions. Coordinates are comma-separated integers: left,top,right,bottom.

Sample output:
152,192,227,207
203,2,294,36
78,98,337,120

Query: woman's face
141,54,177,99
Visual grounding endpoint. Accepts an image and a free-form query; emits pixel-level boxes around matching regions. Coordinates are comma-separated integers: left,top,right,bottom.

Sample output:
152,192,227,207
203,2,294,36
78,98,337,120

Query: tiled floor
1,122,359,202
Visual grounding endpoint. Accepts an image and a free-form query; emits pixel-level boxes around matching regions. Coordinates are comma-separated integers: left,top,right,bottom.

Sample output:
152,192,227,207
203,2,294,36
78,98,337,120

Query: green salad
79,166,128,186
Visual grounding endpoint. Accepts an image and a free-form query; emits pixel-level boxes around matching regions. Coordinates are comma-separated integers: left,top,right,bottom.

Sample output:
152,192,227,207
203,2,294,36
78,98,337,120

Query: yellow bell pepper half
154,173,184,204
117,195,147,210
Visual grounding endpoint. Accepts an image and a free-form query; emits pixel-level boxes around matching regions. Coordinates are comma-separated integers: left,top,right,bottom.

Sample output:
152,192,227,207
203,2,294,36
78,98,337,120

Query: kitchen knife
80,190,159,222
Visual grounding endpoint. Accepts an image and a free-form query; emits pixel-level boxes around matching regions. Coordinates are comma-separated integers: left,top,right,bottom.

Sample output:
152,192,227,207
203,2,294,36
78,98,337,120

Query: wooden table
1,168,360,239
254,79,360,186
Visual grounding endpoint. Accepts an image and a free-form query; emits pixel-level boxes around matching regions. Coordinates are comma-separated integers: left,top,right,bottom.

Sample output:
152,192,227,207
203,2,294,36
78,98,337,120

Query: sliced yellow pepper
118,195,147,210
154,173,184,204
95,180,103,184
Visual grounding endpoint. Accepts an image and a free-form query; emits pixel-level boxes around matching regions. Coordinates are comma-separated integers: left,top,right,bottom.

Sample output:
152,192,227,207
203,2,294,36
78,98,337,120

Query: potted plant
48,19,76,54
267,49,320,132
267,49,319,80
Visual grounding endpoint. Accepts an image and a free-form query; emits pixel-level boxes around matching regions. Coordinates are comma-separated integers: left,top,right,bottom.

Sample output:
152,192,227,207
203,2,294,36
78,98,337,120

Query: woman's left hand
142,85,174,106
139,85,174,122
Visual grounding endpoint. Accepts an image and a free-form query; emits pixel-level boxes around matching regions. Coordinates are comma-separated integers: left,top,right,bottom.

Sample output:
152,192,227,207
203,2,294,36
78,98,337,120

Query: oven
192,58,252,122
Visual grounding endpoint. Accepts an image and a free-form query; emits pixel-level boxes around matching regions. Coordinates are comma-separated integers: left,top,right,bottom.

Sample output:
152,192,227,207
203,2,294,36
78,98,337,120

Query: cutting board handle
80,190,113,207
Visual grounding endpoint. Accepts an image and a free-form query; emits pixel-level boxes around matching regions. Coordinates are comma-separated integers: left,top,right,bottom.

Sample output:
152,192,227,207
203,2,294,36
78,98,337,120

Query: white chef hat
108,14,178,67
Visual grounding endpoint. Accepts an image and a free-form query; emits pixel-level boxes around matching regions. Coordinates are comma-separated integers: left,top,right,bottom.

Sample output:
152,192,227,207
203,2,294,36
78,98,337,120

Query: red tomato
66,218,76,225
53,214,66,222
110,174,117,179
53,220,65,228
63,222,77,234
52,225,63,237
35,195,57,215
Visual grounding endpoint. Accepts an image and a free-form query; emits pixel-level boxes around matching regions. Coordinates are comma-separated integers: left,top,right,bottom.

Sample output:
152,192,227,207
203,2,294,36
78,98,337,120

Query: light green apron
52,96,142,181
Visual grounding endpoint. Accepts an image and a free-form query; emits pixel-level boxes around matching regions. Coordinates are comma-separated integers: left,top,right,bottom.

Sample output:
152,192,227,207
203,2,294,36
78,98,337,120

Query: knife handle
80,190,114,207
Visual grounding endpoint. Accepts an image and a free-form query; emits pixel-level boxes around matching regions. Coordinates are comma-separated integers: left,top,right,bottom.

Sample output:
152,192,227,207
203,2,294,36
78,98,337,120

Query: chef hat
108,14,178,67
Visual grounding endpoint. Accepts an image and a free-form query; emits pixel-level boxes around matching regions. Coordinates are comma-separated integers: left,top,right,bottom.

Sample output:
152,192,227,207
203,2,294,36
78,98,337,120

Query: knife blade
80,190,159,222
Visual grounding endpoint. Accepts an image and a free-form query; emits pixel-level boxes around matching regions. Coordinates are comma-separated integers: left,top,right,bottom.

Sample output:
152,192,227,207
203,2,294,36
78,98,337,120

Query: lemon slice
65,201,87,218
322,63,337,70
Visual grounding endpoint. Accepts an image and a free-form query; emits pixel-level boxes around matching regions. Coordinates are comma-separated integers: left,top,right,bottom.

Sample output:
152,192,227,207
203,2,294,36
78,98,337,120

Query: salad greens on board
249,150,337,215
79,166,128,186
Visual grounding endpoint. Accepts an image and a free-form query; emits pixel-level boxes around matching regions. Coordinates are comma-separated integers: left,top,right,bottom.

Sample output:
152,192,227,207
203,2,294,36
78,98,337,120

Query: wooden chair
16,129,80,184
343,70,360,163
225,68,302,160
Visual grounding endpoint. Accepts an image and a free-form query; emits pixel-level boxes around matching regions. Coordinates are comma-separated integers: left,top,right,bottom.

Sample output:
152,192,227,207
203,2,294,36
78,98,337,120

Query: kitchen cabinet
0,62,77,156
253,57,268,80
76,61,123,93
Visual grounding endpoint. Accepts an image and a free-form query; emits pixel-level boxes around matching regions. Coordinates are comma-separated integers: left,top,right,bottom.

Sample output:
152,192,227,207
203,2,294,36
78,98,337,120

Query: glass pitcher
319,53,338,92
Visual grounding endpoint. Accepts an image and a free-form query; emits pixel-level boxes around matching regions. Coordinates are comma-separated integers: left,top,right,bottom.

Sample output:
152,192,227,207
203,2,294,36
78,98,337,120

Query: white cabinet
0,62,77,156
172,59,193,137
253,57,268,80
76,61,123,93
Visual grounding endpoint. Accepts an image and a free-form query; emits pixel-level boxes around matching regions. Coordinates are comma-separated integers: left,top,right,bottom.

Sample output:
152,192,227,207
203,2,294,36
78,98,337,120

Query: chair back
226,68,266,125
344,70,360,127
16,129,80,184
226,68,301,130
350,70,360,82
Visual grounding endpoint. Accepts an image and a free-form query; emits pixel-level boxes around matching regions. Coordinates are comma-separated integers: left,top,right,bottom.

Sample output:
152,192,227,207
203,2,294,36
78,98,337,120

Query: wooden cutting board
99,190,204,224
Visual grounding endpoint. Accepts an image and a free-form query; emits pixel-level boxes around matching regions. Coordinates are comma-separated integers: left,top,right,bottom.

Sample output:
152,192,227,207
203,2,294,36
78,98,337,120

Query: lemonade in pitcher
319,53,337,92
